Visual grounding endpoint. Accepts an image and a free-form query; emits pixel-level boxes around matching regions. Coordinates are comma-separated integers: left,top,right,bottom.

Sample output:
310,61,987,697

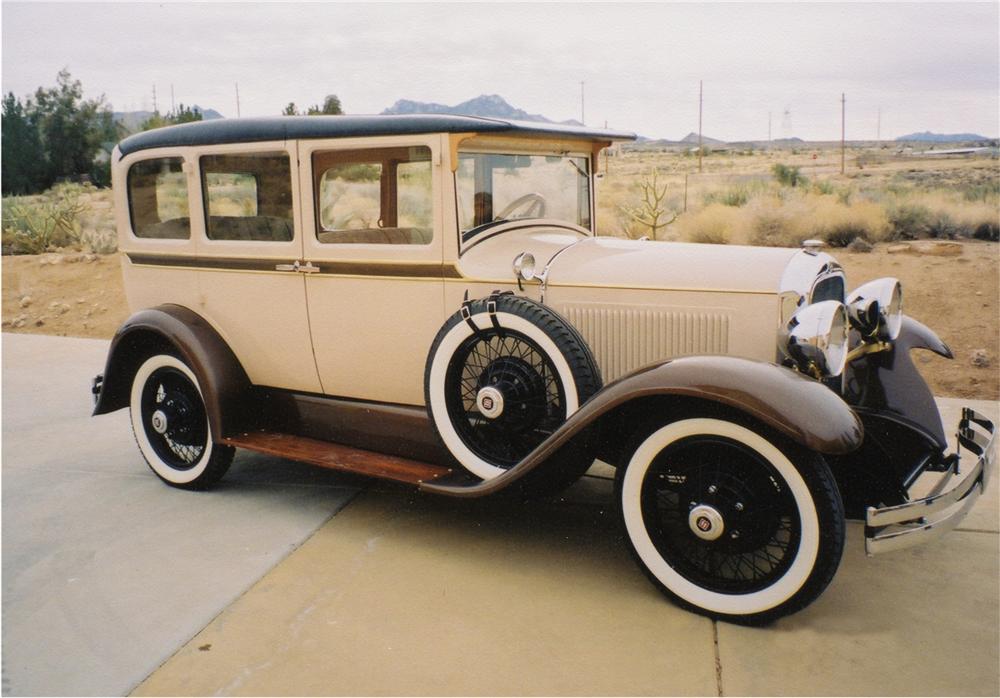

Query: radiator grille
560,304,731,382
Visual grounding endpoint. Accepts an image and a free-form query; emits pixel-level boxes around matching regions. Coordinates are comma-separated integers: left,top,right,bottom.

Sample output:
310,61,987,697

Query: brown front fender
92,304,253,441
421,356,864,497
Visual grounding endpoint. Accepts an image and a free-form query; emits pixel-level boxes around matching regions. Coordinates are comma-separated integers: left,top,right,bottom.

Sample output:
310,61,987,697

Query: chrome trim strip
865,408,996,555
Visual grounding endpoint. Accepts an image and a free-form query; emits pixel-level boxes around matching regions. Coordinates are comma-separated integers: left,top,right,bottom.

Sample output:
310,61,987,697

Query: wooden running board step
221,431,454,486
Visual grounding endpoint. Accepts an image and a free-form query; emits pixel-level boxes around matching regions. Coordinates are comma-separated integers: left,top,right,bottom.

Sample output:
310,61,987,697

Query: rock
57,304,71,315
1,320,10,328
887,243,911,254
847,237,873,253
971,349,991,368
18,296,32,308
913,241,962,257
11,314,27,328
34,318,45,327
83,254,97,263
48,301,60,310
64,254,83,263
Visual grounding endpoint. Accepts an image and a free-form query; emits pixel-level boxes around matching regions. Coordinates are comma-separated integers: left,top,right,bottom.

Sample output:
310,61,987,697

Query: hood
544,237,799,294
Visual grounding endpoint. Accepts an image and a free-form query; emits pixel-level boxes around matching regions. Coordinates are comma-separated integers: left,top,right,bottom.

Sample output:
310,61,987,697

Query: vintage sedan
92,115,995,624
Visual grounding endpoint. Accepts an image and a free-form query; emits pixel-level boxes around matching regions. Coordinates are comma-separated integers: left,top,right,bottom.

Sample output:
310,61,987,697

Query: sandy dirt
2,243,997,399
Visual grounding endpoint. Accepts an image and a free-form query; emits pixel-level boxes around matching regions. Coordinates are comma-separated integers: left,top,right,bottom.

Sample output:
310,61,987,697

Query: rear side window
313,146,432,245
127,157,190,239
201,153,294,242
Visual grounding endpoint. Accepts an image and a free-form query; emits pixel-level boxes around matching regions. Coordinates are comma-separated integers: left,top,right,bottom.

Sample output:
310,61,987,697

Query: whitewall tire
617,417,844,624
130,354,234,489
425,295,600,482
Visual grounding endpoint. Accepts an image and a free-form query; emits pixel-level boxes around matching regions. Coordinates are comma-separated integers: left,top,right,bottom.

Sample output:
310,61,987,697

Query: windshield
456,152,591,239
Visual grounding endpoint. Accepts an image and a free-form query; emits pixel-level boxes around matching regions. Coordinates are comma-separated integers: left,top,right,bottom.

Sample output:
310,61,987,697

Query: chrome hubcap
150,409,169,434
688,504,725,541
476,386,505,419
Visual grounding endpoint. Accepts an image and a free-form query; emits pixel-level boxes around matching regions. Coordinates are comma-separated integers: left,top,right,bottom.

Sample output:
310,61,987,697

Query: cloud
2,2,997,139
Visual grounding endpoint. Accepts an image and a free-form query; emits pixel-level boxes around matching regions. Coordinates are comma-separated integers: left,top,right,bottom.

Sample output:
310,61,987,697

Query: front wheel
617,417,844,625
130,354,234,490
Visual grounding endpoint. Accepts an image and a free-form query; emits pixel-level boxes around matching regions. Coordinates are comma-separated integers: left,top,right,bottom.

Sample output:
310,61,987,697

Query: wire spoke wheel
139,366,209,469
640,436,801,594
445,329,566,469
130,354,234,489
426,295,601,484
618,417,845,624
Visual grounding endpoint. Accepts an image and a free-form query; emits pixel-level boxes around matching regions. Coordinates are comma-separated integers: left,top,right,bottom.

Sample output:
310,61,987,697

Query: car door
298,134,448,405
191,141,322,394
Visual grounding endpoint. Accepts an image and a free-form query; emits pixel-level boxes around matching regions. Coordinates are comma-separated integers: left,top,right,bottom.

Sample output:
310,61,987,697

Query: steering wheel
496,193,547,220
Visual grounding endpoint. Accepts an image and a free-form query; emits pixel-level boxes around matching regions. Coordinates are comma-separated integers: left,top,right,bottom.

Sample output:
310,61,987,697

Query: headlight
782,300,849,378
847,278,902,340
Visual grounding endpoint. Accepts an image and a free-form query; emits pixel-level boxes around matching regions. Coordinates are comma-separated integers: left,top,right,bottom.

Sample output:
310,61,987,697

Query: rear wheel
130,354,234,490
617,417,844,624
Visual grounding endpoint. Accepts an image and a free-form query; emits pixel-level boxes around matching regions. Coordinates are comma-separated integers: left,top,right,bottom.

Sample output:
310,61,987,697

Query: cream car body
94,115,995,625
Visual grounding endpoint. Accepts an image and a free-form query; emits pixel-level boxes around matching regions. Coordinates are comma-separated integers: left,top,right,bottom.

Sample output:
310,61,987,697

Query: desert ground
2,147,998,400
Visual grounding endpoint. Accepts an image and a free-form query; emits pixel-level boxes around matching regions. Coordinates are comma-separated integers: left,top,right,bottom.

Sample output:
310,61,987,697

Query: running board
222,431,454,486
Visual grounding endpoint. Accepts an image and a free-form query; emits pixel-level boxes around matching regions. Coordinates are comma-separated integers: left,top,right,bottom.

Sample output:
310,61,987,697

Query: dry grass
598,148,999,247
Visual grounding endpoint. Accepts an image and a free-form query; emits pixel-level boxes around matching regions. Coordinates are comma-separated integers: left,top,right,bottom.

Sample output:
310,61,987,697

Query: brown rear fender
92,304,254,441
421,356,864,498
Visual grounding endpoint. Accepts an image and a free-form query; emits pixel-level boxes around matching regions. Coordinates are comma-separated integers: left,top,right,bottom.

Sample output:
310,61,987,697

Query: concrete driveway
2,333,998,696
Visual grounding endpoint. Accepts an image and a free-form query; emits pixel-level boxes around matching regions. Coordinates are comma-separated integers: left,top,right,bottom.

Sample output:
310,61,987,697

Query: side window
313,146,432,245
127,157,190,239
200,153,293,242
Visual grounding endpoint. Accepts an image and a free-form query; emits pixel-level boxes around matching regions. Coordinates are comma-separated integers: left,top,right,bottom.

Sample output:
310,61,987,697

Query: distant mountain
381,94,583,126
679,132,727,145
895,131,989,142
113,106,224,132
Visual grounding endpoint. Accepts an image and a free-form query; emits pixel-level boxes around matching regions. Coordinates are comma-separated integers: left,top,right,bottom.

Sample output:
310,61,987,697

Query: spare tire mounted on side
425,294,601,482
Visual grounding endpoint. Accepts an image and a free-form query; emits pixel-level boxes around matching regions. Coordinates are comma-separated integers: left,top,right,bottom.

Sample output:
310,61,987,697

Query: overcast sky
2,2,998,141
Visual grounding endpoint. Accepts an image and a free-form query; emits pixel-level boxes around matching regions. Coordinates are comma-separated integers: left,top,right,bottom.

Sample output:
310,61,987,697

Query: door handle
275,260,321,273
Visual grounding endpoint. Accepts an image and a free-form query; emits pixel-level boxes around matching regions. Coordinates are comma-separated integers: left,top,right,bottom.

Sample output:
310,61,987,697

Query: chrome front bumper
865,408,996,555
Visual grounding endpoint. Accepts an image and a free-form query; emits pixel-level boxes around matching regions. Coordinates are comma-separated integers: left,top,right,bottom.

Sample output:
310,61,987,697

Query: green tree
139,103,203,131
306,94,343,115
282,102,299,116
31,69,117,187
1,93,47,195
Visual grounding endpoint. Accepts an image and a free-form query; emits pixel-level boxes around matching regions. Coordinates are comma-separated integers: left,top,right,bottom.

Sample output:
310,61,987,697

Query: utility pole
698,80,703,174
152,84,158,114
170,84,175,115
580,81,585,125
877,107,881,147
768,111,772,147
840,92,846,175
235,82,241,118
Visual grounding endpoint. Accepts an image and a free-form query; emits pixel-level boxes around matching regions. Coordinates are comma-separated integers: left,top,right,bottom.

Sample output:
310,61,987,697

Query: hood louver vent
560,304,731,382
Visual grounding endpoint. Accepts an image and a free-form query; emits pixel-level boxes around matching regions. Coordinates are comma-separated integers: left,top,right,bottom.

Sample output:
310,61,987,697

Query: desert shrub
78,228,117,254
703,186,750,207
824,223,871,247
812,179,836,196
886,203,932,240
676,203,740,245
772,163,806,188
1,183,88,254
749,210,800,247
962,181,1000,202
973,222,999,241
925,211,962,239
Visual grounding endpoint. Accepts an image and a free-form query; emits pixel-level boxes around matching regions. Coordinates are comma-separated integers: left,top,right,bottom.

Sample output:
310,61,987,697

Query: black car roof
117,114,637,157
